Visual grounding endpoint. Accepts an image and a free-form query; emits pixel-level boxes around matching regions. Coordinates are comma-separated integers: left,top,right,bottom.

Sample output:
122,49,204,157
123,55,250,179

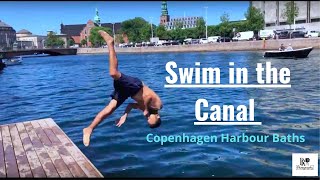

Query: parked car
218,37,231,42
191,39,200,44
169,40,179,45
184,38,192,44
208,36,220,43
278,31,290,39
135,43,142,47
199,38,208,44
290,31,306,38
305,30,320,38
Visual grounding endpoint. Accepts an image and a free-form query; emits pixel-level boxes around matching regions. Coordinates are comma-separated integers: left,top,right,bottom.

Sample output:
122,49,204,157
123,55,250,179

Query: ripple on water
0,51,319,177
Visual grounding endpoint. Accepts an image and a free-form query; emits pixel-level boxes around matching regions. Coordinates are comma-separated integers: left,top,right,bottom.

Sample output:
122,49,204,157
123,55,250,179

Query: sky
0,1,249,35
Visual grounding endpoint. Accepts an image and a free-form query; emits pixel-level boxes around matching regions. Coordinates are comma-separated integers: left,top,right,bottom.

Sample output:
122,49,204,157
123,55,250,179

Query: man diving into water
83,30,163,147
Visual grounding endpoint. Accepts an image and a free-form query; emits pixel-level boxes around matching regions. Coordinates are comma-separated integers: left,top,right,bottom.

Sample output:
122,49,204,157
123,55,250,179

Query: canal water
0,50,319,177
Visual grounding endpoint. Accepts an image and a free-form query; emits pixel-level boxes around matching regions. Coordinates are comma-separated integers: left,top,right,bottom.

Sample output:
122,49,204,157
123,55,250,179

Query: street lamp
112,22,115,41
150,17,154,38
204,6,208,39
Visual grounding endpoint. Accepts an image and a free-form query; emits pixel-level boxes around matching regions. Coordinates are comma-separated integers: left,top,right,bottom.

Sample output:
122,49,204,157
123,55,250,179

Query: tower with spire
160,1,170,25
94,8,101,26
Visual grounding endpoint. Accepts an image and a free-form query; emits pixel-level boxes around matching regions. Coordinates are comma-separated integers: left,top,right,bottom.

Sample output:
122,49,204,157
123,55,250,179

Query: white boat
2,57,23,66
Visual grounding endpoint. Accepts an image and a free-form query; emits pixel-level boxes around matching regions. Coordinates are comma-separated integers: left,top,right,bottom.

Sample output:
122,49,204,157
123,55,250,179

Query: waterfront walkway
0,118,103,178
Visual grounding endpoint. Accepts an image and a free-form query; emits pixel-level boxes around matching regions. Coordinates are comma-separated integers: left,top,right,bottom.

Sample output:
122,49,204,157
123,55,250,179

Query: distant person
285,44,293,51
279,44,285,51
83,30,163,147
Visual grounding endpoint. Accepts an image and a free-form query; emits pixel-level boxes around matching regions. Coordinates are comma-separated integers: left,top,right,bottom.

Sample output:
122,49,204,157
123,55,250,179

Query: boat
2,57,23,66
0,61,5,71
264,47,313,58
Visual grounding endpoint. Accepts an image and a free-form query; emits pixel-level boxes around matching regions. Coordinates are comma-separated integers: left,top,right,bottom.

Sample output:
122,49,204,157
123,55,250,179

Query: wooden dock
0,118,103,178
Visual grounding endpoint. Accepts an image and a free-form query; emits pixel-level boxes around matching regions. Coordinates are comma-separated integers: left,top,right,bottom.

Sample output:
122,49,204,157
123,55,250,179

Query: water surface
0,50,319,177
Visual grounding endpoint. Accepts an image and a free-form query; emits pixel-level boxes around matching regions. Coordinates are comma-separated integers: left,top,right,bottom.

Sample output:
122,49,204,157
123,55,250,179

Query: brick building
60,9,121,47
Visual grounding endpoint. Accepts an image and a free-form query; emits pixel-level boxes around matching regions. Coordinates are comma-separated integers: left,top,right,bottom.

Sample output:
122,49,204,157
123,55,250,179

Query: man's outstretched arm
116,103,140,127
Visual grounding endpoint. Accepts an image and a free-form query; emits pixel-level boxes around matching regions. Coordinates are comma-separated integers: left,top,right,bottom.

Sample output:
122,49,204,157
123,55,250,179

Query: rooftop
17,29,32,34
0,20,12,28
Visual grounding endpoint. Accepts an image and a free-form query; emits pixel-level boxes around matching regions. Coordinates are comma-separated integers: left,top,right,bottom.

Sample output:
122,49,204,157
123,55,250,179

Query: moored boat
0,61,5,71
264,47,313,58
2,57,23,66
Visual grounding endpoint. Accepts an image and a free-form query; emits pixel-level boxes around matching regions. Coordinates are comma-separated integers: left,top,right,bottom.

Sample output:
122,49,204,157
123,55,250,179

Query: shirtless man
83,30,163,147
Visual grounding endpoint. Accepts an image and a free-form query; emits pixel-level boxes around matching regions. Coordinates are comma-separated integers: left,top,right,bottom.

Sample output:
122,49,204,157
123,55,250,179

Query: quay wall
77,38,320,54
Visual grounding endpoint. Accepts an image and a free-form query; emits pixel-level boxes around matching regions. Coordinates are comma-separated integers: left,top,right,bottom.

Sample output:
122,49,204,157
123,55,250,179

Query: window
311,18,320,23
296,19,306,24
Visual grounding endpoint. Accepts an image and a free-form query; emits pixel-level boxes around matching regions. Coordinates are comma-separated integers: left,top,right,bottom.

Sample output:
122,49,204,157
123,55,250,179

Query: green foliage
81,39,87,46
282,1,299,26
120,17,152,42
196,18,206,38
219,12,231,37
45,32,65,48
156,25,170,39
220,12,230,23
89,26,112,47
68,39,75,46
245,6,264,31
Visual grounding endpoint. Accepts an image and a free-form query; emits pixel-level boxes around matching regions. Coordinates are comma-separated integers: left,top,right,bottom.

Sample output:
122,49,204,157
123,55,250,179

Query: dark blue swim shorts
110,73,143,108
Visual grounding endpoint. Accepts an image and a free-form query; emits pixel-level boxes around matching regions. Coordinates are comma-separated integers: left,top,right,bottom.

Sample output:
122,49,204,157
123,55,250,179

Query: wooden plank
23,122,60,177
44,118,103,177
8,124,33,177
16,123,46,178
0,126,6,177
30,121,73,178
36,120,87,177
1,126,19,177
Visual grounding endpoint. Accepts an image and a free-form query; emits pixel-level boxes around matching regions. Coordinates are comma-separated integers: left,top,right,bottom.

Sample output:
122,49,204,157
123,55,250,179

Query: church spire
94,8,101,26
161,1,168,16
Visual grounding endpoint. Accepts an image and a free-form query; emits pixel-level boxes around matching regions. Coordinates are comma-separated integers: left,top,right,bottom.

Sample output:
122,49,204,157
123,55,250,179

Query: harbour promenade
77,38,320,54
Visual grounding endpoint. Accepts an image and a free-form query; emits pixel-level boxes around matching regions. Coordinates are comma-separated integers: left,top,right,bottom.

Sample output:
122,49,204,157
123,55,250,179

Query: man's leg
83,99,118,146
98,30,121,80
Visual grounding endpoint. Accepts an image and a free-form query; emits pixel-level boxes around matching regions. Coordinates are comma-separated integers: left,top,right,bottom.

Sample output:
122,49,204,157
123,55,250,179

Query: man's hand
116,115,127,127
143,109,149,118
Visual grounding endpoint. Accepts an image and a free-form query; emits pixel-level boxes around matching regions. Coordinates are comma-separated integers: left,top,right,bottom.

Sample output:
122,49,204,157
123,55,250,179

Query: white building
251,1,320,31
16,29,46,49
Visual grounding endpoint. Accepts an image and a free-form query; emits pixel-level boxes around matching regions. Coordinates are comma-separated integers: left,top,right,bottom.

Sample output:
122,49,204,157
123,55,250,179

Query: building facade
60,9,121,46
166,17,202,30
251,1,320,31
0,20,16,50
15,29,47,49
159,1,202,30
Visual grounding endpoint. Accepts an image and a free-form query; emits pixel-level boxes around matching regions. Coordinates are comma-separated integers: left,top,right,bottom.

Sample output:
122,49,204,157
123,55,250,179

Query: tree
140,23,153,42
219,12,231,37
207,25,219,37
45,32,65,48
89,26,112,47
81,39,87,47
196,18,206,38
68,39,75,47
120,17,150,42
156,25,170,40
282,1,299,29
174,21,184,29
245,6,264,31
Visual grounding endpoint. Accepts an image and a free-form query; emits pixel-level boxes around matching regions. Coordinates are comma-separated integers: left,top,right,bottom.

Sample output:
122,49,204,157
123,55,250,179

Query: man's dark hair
149,118,161,129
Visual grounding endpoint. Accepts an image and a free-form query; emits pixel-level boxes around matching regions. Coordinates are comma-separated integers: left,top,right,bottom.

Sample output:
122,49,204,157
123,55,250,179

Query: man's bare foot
98,30,114,45
83,127,93,147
